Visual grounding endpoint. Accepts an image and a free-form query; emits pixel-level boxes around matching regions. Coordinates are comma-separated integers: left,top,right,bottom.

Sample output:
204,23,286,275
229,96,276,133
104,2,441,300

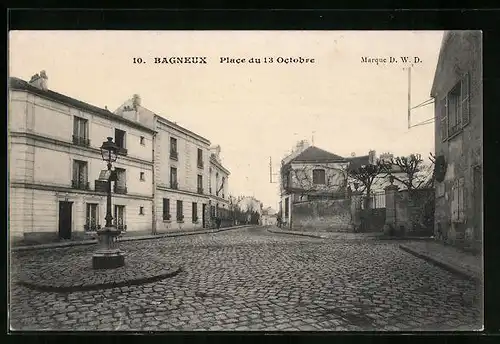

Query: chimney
132,94,141,109
368,150,376,164
29,70,48,91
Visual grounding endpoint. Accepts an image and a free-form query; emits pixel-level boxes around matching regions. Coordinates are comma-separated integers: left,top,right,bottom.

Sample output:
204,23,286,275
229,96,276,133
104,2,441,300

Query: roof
346,155,370,171
430,31,451,97
210,154,230,175
9,77,155,134
289,146,347,164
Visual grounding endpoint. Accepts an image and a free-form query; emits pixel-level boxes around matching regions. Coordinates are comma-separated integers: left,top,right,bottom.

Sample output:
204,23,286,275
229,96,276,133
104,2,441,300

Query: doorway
202,204,207,228
58,201,73,240
114,205,126,231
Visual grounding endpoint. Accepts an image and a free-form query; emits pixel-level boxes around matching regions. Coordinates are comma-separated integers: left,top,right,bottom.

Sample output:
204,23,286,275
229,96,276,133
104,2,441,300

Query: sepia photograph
7,30,482,332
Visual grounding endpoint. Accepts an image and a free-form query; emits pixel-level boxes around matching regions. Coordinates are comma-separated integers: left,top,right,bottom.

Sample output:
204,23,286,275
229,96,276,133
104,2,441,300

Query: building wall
155,120,210,194
286,162,348,194
155,189,209,232
291,199,353,232
432,31,482,248
8,88,154,242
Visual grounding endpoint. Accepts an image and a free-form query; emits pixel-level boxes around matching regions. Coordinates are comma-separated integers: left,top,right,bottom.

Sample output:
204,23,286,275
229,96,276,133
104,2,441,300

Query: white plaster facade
9,76,155,242
114,96,231,232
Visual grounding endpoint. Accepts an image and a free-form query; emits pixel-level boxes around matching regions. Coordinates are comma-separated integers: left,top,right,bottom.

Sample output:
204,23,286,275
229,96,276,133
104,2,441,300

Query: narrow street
10,227,481,331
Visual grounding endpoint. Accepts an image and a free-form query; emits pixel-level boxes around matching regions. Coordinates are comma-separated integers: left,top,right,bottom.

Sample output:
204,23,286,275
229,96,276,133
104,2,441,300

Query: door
58,201,73,239
114,205,125,230
202,204,207,228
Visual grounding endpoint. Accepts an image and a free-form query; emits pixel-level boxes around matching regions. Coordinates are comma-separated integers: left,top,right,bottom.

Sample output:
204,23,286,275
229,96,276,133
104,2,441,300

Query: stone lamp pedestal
92,227,125,269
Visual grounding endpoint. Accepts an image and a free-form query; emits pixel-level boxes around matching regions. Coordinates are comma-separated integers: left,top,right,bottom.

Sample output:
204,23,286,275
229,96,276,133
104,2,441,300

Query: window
72,160,88,190
140,136,145,145
192,202,198,222
441,73,471,141
115,129,126,150
216,172,220,196
114,168,127,194
140,172,145,181
114,205,126,231
452,177,465,222
170,137,178,160
85,203,99,231
139,206,144,215
170,167,178,189
284,198,289,218
197,175,203,194
176,200,184,222
447,84,461,137
221,176,226,198
73,117,89,146
163,198,170,221
197,148,203,168
313,169,326,184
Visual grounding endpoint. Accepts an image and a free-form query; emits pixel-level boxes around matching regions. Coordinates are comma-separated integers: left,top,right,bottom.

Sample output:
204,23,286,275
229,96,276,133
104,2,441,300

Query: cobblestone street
9,227,482,332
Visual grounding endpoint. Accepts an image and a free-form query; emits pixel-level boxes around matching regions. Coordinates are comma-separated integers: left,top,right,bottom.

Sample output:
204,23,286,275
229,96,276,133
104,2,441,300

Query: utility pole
269,156,272,183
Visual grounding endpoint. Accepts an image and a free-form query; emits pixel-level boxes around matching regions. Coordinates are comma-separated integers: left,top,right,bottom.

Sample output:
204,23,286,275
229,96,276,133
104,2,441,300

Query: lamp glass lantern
100,137,118,163
353,182,359,191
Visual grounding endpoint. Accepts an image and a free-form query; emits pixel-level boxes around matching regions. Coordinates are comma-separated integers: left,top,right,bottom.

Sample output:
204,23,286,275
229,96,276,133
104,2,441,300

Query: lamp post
92,137,125,270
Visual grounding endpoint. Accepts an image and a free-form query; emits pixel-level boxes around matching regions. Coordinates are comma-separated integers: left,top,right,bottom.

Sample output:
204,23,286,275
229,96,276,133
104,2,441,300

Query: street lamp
92,137,125,270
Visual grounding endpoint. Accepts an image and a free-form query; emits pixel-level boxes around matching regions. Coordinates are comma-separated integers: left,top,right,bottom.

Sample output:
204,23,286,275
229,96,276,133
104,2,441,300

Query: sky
9,30,444,209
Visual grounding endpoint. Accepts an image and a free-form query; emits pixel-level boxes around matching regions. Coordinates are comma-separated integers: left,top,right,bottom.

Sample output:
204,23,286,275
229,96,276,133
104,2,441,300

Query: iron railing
71,180,90,190
113,185,128,194
72,135,90,147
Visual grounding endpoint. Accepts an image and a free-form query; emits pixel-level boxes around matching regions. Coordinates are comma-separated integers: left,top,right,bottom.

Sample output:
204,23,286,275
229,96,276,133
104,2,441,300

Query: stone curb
12,226,252,252
267,228,325,239
17,266,183,293
399,244,482,283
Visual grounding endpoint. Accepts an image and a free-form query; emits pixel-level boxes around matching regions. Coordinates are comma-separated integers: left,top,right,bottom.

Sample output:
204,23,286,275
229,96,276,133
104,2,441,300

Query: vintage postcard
8,30,482,332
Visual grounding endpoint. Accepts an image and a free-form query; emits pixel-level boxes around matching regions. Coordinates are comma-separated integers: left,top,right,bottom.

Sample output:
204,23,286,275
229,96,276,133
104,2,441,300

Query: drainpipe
151,129,157,235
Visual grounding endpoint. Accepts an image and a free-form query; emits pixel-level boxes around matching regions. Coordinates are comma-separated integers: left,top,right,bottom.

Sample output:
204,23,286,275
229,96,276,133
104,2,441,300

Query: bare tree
389,154,434,191
281,163,348,201
347,160,391,206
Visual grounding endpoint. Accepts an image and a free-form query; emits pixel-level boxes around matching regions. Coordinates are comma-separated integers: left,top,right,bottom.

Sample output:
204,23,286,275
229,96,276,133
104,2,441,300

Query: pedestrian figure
216,217,221,229
277,215,282,228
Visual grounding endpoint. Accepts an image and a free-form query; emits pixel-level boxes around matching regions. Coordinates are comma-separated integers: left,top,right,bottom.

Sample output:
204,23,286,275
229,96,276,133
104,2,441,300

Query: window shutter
461,73,470,127
458,177,465,221
72,161,78,182
440,97,448,142
73,117,78,136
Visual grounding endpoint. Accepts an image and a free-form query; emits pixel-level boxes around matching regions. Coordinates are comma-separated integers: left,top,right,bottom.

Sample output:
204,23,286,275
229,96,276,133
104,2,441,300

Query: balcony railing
170,151,178,160
176,215,184,222
117,146,128,156
163,213,171,221
197,187,204,194
72,180,90,190
115,224,127,231
72,135,90,147
113,184,128,194
84,224,101,232
197,160,204,169
170,181,178,190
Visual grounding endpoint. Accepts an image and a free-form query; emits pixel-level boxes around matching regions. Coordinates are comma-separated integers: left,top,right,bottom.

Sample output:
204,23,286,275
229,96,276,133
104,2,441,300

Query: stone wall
385,187,434,236
432,31,482,252
291,199,353,232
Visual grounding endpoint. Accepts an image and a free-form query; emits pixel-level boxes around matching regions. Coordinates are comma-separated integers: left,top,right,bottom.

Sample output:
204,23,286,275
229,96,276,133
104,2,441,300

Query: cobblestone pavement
9,227,482,332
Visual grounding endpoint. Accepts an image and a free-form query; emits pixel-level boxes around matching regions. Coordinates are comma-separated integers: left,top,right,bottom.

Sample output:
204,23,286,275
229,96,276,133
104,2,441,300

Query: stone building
9,73,155,243
279,143,349,229
208,145,231,226
430,31,482,250
114,96,230,232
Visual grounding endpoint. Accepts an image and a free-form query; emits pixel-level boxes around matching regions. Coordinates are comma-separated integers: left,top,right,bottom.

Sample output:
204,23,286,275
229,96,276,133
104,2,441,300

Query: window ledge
447,128,463,141
163,219,172,223
177,220,185,224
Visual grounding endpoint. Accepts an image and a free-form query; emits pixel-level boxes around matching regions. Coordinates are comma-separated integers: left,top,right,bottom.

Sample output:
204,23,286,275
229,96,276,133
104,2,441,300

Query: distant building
279,143,348,228
261,207,277,226
430,31,482,250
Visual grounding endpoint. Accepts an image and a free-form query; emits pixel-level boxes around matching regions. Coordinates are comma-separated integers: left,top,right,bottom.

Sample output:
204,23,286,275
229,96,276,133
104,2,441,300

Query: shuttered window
440,97,448,142
461,73,471,126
